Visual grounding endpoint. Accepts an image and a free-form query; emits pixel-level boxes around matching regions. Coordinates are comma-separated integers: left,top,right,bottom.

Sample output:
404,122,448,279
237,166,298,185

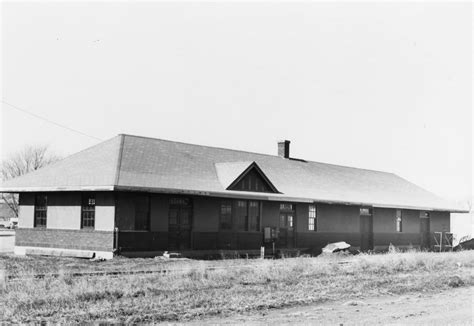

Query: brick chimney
278,140,290,159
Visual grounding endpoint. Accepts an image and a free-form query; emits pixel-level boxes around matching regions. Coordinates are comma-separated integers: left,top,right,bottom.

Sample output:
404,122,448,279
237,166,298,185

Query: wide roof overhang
1,184,467,213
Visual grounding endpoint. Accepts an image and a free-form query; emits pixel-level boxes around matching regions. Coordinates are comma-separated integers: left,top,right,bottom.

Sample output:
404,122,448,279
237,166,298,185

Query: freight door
420,212,431,250
168,198,192,250
360,208,374,251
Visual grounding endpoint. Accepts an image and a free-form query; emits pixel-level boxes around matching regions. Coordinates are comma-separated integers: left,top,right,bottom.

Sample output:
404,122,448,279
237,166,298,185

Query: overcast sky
1,1,472,204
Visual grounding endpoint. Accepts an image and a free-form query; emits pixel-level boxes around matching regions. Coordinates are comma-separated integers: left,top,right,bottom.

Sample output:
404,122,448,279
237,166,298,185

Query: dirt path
183,286,473,325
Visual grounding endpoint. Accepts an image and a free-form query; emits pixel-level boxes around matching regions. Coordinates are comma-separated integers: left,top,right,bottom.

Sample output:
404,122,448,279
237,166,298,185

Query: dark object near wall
453,238,474,251
447,275,464,288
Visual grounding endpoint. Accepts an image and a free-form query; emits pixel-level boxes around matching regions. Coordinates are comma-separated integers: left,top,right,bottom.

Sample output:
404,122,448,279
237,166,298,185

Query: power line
2,100,103,141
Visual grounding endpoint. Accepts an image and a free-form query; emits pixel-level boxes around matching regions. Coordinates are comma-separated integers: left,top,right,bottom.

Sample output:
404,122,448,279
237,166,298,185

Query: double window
115,193,152,231
81,194,96,229
219,200,260,231
34,194,47,228
308,204,317,231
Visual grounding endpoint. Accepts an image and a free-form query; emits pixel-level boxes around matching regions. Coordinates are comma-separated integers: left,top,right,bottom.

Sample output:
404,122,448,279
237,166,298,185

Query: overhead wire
1,100,103,141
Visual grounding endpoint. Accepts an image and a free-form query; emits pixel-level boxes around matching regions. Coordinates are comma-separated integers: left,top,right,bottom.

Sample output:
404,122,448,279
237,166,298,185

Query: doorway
278,203,295,248
360,208,374,251
168,197,192,250
420,212,431,250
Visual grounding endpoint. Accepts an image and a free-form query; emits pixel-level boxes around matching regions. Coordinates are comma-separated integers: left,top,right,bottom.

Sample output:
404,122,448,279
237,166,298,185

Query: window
34,194,47,228
220,200,232,230
170,198,189,206
308,204,317,231
235,200,248,231
280,203,294,211
396,209,402,232
280,214,286,227
224,200,261,231
287,215,293,228
135,195,150,230
81,194,95,229
420,211,430,218
360,208,372,216
248,201,260,231
116,194,151,230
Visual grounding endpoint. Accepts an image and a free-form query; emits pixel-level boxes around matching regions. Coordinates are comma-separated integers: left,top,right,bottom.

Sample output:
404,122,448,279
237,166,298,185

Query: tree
1,145,60,217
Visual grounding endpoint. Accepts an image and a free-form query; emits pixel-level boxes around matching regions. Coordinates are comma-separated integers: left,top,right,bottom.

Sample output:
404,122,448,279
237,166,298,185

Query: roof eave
113,185,467,212
1,184,466,213
0,185,115,192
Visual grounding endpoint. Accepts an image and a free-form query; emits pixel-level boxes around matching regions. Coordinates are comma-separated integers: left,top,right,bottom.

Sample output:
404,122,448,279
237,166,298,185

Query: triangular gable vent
215,161,279,193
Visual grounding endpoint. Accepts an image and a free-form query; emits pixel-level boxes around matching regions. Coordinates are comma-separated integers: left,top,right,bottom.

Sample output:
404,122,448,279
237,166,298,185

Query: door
278,212,295,248
420,214,431,250
168,198,192,250
360,210,374,251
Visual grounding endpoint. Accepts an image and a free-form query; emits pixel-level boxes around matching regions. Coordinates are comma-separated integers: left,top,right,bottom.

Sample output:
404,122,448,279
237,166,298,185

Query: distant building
0,134,467,259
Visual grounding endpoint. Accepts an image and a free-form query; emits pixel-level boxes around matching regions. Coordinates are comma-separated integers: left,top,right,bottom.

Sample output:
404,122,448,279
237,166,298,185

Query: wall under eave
15,192,115,256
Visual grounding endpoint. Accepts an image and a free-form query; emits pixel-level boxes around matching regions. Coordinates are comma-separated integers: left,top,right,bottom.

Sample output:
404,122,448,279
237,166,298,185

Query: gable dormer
214,161,279,193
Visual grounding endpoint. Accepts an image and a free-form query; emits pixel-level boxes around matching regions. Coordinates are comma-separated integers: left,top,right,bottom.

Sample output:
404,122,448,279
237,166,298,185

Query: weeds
0,251,473,323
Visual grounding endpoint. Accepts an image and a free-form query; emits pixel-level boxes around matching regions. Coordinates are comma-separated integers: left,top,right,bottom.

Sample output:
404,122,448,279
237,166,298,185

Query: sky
1,1,472,210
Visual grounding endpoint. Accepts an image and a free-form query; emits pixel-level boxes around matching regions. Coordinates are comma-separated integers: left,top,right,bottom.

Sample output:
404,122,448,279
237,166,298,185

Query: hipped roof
0,134,466,212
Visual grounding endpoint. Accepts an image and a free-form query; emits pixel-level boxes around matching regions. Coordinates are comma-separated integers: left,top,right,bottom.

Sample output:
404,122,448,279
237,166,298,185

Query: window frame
360,207,373,216
308,204,317,231
221,199,261,232
219,200,233,231
81,193,96,229
248,200,260,232
34,194,48,228
134,195,151,231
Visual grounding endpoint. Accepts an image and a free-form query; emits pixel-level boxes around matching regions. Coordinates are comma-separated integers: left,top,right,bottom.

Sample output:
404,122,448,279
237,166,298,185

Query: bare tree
1,145,60,217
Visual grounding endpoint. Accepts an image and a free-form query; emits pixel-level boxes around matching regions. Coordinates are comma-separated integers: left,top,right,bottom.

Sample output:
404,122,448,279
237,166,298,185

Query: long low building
0,134,467,259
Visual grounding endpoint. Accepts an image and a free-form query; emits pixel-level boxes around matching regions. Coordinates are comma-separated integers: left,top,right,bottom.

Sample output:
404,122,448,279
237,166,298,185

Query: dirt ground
184,286,473,325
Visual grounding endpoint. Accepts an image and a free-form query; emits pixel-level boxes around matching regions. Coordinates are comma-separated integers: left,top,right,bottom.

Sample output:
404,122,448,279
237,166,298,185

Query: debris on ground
322,242,351,254
447,275,464,288
453,238,474,251
343,300,367,306
162,251,182,259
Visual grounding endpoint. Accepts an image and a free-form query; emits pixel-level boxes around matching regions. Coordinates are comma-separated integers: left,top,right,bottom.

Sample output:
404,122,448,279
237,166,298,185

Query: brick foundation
15,228,114,252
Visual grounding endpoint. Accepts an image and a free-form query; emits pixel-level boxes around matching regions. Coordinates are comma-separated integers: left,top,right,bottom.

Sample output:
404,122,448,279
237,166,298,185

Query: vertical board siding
17,192,451,253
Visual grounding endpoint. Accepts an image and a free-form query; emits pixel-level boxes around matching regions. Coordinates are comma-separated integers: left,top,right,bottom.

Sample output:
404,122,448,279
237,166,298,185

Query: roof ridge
119,133,396,175
114,134,126,186
120,133,280,158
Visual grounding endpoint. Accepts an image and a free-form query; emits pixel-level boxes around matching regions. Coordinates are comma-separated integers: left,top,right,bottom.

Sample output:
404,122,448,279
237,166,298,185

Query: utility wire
2,100,103,141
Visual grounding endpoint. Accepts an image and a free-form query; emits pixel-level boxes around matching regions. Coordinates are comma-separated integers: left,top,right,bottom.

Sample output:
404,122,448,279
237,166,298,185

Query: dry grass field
0,251,473,324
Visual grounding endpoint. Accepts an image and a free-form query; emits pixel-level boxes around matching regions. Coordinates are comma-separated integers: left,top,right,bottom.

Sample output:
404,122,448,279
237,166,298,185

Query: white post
260,246,265,259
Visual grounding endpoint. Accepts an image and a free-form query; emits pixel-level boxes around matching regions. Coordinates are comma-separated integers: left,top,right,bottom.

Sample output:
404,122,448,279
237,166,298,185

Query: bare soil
186,286,473,325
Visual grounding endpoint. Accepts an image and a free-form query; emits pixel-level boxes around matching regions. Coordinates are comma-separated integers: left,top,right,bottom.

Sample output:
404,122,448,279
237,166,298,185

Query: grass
0,250,473,323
